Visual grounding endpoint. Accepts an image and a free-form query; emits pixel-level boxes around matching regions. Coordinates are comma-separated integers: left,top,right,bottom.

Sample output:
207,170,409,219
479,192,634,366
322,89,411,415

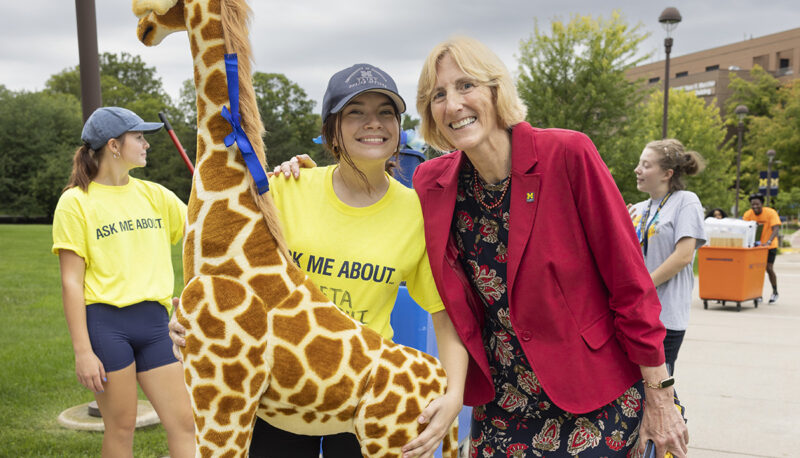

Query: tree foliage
517,11,652,191
634,90,734,210
252,72,326,167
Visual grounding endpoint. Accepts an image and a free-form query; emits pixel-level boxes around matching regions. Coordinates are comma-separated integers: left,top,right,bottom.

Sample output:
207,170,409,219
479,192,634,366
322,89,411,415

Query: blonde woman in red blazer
412,36,688,458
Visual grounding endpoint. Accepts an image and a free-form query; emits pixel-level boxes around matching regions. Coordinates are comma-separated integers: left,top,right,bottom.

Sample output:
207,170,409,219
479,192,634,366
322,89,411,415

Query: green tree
252,72,326,167
0,90,82,217
402,114,420,131
517,11,652,193
634,90,734,210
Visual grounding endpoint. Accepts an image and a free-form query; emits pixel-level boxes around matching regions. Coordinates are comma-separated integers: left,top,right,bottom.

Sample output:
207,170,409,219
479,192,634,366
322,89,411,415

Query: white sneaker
769,292,779,304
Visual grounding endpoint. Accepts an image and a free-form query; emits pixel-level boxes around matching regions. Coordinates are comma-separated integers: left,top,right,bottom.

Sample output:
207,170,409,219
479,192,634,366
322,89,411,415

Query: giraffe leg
178,275,270,457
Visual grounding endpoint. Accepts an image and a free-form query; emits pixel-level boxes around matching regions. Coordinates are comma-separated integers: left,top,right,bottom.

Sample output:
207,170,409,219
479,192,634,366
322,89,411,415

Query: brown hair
645,138,706,191
321,97,402,191
63,135,126,193
417,36,527,152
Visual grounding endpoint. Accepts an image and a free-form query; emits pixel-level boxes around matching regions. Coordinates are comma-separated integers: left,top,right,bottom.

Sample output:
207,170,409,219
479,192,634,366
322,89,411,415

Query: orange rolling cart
697,246,769,311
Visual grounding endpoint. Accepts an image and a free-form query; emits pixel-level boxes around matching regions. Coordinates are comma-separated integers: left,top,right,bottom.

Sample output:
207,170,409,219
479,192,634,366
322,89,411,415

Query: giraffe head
133,0,186,46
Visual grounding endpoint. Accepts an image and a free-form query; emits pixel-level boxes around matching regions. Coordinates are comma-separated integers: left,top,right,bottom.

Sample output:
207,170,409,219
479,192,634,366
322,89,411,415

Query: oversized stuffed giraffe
132,1,458,456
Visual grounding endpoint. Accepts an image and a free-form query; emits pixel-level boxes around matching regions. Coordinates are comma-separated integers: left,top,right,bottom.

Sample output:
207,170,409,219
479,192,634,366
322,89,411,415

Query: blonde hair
416,36,527,152
645,139,706,191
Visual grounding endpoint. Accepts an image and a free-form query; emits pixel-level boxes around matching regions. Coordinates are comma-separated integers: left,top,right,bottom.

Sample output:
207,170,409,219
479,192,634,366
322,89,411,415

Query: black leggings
249,416,362,457
663,329,686,375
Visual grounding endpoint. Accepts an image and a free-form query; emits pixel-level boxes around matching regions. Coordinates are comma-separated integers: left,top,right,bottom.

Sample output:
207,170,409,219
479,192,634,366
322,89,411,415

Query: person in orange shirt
743,193,781,303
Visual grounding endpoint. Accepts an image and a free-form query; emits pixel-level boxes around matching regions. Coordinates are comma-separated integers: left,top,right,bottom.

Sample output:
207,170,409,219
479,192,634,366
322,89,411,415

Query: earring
112,151,120,159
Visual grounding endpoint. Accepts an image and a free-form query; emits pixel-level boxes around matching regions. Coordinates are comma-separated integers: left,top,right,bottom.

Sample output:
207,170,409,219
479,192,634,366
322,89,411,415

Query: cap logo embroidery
345,67,388,89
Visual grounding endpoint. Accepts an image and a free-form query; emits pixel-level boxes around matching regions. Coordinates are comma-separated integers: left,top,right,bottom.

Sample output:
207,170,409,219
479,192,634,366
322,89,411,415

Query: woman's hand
169,309,187,363
272,154,316,179
627,203,638,220
401,392,462,458
75,350,106,393
637,386,689,458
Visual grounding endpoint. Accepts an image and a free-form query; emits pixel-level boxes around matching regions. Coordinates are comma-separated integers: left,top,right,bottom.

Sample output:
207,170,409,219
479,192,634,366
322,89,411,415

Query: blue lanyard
220,53,270,194
637,191,672,257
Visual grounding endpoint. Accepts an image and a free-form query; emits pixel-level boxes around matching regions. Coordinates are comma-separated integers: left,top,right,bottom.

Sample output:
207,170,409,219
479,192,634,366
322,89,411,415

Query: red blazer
412,122,665,414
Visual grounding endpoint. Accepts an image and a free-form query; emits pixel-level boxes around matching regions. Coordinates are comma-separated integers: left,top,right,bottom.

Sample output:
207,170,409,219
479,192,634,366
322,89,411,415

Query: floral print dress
452,162,645,457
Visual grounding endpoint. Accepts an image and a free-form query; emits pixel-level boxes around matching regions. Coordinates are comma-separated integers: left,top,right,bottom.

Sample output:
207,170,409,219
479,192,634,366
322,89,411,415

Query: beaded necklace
472,168,510,210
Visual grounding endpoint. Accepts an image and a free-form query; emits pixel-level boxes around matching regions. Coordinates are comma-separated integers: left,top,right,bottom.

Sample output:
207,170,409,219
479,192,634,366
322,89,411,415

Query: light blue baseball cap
81,107,163,150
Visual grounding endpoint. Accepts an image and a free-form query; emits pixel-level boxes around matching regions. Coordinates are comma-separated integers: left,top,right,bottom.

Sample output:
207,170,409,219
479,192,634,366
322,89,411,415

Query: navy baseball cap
321,64,406,123
81,107,163,150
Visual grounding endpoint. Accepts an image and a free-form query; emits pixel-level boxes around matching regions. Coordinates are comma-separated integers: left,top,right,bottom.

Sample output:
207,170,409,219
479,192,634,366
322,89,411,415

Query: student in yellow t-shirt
743,193,782,303
52,107,194,457
170,64,468,458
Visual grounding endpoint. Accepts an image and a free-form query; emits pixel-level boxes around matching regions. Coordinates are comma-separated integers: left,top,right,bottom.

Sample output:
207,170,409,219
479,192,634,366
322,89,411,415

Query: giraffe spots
372,366,389,398
388,429,411,449
190,34,200,60
201,200,249,257
306,335,343,380
248,274,289,308
198,305,226,339
308,282,330,303
288,380,318,406
156,0,185,28
193,385,219,410
274,311,310,346
317,376,354,411
196,416,205,434
276,407,298,416
397,398,422,424
203,67,228,105
249,371,266,398
194,93,208,121
214,395,246,425
383,348,408,368
222,361,248,392
278,290,303,310
235,298,267,339
200,259,244,278
365,392,400,419
264,386,281,401
421,352,438,364
419,380,442,399
184,334,203,357
246,343,266,369
410,361,432,380
366,443,382,455
243,229,282,267
181,279,204,314
302,412,317,423
199,150,245,192
392,373,413,394
212,276,246,311
361,326,383,351
207,110,233,144
272,346,303,388
234,431,249,449
237,189,259,213
183,231,195,283
199,446,213,458
314,306,357,333
187,186,201,224
189,3,203,29
287,263,306,287
194,355,216,379
204,428,233,447
239,404,257,427
348,336,371,374
210,335,243,358
436,367,446,378
201,18,222,41
197,137,206,164
208,0,221,15
321,414,331,422
336,407,355,422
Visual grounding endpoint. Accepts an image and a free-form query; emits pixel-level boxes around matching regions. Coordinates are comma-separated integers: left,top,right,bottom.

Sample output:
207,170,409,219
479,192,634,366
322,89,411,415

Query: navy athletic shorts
86,301,178,373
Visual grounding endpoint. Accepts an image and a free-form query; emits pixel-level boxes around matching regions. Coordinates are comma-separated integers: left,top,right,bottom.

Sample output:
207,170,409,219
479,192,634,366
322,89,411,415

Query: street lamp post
766,149,776,206
733,104,749,217
659,7,682,139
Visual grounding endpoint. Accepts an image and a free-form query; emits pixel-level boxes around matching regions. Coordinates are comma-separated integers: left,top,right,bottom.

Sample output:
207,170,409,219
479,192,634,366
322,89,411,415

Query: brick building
627,27,800,116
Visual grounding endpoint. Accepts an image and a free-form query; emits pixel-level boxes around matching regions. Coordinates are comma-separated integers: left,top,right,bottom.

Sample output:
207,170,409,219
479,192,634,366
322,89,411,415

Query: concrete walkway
681,248,800,457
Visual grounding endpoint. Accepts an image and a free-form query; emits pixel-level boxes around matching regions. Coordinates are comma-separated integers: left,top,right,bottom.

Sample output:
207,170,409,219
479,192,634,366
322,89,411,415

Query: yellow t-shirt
52,178,187,312
743,207,781,248
269,165,444,339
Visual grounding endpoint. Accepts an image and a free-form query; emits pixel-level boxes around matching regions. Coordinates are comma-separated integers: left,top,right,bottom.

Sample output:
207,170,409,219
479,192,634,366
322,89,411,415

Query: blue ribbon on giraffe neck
220,53,269,194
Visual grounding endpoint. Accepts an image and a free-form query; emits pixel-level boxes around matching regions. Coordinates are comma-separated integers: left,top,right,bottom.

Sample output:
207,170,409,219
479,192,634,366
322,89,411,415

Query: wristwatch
644,376,675,389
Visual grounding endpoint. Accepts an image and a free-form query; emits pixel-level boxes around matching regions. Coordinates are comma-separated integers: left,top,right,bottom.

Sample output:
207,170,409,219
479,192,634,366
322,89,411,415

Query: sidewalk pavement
681,249,800,457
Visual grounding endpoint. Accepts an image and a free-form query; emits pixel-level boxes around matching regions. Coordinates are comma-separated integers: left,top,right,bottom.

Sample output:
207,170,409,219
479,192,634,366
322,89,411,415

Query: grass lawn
0,224,183,457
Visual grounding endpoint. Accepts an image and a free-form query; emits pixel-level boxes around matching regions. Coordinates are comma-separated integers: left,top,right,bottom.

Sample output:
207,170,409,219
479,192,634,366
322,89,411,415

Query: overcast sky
2,1,799,118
